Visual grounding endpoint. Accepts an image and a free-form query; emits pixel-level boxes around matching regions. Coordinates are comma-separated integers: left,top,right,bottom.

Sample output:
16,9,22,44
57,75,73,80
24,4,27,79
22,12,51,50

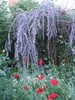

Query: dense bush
0,53,17,77
0,1,11,52
5,0,75,68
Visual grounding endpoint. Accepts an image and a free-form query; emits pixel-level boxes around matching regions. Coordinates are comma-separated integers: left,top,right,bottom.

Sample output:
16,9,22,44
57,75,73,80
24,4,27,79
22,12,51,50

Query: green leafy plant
0,69,6,77
0,54,16,77
0,0,11,51
0,64,73,100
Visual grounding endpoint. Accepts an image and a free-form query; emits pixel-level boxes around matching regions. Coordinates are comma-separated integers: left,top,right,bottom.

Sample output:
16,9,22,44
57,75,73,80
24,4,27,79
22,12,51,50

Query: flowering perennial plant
47,93,59,100
38,74,44,80
36,87,44,94
6,2,57,66
14,74,20,79
12,69,68,100
24,86,29,90
39,59,43,67
50,78,58,86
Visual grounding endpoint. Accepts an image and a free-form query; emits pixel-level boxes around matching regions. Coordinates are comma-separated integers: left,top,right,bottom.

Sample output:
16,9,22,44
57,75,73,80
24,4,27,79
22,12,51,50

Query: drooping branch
69,14,75,47
5,2,58,67
5,2,75,67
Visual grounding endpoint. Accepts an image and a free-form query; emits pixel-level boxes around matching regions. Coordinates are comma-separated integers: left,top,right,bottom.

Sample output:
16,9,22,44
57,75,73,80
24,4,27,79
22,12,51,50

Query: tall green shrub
0,1,11,52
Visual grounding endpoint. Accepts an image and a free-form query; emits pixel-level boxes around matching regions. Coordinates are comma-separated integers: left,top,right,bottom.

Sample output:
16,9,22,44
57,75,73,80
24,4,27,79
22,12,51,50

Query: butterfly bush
5,0,75,67
69,13,75,50
5,2,57,67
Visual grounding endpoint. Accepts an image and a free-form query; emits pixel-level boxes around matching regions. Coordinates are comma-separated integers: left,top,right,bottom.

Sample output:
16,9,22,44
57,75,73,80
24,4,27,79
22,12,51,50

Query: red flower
36,88,44,94
14,74,19,79
24,86,28,90
50,78,58,86
39,59,43,66
23,59,28,62
47,97,52,100
47,93,59,100
38,74,44,80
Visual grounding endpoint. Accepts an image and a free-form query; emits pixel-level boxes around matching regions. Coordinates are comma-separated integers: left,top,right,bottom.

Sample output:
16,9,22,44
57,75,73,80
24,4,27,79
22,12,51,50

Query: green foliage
53,62,75,100
0,69,6,77
0,1,10,33
0,54,16,77
0,0,39,52
0,1,11,51
0,63,75,100
14,0,39,11
0,77,6,99
9,0,39,21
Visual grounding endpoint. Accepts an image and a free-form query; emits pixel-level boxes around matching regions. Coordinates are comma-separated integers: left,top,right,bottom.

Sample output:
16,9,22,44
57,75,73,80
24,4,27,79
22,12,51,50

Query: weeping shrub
5,1,75,67
5,2,57,67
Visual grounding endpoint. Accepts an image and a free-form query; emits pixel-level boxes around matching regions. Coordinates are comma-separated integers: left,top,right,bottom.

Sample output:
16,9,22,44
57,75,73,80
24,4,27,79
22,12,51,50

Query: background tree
0,0,11,53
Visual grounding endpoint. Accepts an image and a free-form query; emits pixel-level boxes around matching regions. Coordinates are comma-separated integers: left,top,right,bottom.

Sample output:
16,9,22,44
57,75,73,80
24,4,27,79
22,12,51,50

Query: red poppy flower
50,78,58,86
39,59,43,66
47,93,59,100
38,74,44,80
23,59,28,62
36,88,44,94
24,86,28,90
47,97,52,100
14,74,19,79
